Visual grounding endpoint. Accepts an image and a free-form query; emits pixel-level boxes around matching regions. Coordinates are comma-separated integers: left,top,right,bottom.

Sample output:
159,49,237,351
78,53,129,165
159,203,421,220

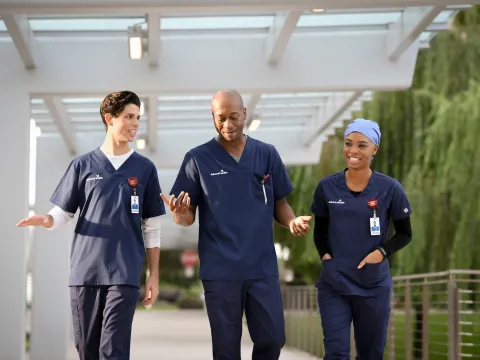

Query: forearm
47,206,74,230
173,206,196,227
380,233,412,258
314,216,330,259
379,217,413,257
274,199,296,228
145,247,160,277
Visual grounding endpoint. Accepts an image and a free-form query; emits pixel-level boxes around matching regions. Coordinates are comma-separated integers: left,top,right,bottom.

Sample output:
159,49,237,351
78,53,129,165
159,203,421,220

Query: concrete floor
66,309,320,360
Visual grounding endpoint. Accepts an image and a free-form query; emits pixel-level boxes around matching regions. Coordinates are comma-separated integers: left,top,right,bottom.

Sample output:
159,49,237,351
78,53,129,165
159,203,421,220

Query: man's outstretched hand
289,216,312,236
16,214,54,228
160,191,191,215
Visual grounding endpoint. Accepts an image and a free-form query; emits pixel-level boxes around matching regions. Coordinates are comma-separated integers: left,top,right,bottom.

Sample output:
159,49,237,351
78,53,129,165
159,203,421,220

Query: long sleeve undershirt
47,148,161,248
313,214,412,259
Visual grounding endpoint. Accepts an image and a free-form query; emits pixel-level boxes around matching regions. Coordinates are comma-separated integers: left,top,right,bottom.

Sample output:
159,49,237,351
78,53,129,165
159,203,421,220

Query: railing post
421,283,429,360
388,289,395,360
447,275,460,360
293,287,302,349
308,288,315,355
405,280,412,360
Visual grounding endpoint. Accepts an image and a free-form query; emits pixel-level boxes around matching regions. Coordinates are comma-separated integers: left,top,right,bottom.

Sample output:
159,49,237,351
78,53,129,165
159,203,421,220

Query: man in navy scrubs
311,118,413,359
161,90,312,360
17,91,165,360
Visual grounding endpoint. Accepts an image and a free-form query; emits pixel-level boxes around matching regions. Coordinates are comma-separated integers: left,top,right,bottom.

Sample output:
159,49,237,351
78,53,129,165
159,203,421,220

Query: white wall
0,87,30,360
29,137,74,360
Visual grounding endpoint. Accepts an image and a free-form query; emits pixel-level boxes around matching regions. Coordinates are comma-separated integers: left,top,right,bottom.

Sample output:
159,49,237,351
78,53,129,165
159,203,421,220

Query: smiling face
104,103,140,143
343,132,379,170
211,91,246,143
100,91,142,143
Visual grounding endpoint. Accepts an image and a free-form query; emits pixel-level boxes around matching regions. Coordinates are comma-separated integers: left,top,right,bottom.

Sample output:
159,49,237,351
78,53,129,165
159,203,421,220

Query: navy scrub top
311,170,412,296
170,137,294,281
50,148,166,288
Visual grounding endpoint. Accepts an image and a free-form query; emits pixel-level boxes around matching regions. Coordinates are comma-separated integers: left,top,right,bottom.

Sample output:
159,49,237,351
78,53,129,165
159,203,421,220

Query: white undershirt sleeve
142,215,161,248
47,205,74,230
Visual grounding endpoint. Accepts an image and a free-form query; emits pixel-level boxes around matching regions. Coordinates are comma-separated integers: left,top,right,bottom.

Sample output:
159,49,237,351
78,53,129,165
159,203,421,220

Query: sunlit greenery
275,6,480,284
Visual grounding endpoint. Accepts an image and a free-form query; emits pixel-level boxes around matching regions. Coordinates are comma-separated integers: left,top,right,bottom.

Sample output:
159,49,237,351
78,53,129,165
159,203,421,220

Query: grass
284,310,480,359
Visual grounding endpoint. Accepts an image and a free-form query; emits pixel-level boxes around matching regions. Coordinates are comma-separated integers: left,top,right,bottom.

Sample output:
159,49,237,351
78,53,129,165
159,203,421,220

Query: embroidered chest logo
328,199,345,204
210,169,228,176
86,174,103,181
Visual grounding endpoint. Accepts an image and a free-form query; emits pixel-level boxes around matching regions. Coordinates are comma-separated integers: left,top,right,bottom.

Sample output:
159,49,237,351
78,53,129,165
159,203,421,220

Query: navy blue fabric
170,137,294,280
70,285,139,360
203,277,285,360
317,282,391,360
311,170,412,296
50,149,166,287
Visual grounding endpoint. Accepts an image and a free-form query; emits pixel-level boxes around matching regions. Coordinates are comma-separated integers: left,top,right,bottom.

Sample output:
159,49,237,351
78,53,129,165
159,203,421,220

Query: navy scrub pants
202,277,286,360
70,285,139,360
317,283,391,360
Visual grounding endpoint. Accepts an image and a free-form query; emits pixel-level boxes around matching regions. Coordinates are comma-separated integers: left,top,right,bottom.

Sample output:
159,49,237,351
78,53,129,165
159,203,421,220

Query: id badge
370,217,380,236
131,196,139,214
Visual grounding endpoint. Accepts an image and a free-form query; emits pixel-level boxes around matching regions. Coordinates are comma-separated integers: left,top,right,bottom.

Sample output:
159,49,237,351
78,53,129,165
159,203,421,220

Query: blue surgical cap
344,118,381,145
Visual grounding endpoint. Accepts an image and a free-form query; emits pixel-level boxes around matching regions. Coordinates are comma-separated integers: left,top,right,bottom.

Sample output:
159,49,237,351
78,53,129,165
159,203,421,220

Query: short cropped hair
99,91,141,131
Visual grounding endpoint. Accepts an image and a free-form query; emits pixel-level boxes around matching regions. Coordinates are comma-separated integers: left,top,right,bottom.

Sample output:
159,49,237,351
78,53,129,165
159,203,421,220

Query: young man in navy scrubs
311,118,413,360
161,90,312,360
17,91,165,360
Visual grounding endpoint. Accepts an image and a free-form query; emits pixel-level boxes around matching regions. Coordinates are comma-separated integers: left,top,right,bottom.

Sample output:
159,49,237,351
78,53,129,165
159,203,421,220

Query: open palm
16,214,53,228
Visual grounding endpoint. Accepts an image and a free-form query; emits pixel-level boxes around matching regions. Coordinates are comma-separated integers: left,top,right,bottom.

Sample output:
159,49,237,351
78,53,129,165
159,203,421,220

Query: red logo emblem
367,199,378,209
128,177,138,188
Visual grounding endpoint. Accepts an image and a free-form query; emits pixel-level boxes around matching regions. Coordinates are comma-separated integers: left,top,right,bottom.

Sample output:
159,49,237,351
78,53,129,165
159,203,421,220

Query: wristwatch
376,247,387,259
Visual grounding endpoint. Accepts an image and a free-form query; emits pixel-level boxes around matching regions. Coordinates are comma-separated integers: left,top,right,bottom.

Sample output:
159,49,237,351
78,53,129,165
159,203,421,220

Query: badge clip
128,177,139,214
367,198,380,236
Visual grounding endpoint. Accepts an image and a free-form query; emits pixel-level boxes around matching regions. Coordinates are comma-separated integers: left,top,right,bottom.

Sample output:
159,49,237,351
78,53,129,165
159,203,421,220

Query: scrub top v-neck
311,170,412,296
171,137,294,281
50,148,166,287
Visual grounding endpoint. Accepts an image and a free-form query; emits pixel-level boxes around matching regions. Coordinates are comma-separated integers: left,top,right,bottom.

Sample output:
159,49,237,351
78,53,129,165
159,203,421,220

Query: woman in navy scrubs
311,118,413,360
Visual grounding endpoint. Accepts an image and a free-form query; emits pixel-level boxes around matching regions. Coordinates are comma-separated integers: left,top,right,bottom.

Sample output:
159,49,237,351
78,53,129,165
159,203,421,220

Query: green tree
278,6,480,284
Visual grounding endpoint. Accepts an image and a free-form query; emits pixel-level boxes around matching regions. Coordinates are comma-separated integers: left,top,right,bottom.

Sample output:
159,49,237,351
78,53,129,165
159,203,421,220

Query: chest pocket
251,170,273,206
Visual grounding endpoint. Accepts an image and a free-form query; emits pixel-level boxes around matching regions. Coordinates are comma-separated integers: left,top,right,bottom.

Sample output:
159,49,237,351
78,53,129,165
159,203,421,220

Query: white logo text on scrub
210,170,228,176
86,174,104,181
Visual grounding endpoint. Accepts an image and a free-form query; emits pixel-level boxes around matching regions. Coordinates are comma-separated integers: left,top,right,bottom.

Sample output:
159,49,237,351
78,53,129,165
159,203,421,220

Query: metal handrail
282,269,480,360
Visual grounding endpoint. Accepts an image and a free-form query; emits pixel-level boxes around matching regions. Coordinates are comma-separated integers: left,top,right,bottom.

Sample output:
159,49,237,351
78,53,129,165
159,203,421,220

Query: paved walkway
67,310,319,360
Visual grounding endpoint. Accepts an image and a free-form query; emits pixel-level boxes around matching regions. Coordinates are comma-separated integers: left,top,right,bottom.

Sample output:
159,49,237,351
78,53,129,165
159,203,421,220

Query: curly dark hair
99,91,141,132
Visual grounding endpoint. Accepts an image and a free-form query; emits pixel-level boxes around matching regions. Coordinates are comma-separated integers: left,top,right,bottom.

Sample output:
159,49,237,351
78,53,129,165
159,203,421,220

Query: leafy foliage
277,6,480,284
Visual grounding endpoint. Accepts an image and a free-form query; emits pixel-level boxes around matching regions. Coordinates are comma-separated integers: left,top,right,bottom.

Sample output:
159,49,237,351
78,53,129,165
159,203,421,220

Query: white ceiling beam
147,96,157,152
37,115,310,127
386,6,444,61
146,12,160,67
2,33,419,95
42,96,77,155
32,101,330,112
42,127,324,167
265,10,302,66
1,14,37,69
1,0,478,14
41,121,309,134
245,94,261,127
303,91,363,147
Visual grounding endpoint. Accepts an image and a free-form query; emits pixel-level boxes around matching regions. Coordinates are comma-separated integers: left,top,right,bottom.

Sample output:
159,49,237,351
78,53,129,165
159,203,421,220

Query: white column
0,88,30,359
30,136,74,360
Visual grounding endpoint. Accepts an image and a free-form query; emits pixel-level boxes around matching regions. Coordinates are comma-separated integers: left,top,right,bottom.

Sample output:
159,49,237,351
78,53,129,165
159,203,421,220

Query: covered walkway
65,309,319,360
